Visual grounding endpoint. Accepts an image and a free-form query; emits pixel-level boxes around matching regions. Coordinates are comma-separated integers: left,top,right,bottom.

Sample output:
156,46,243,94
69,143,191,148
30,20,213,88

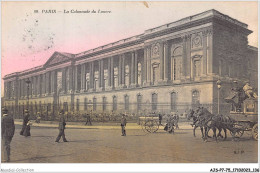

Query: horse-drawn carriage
228,98,258,140
139,113,160,133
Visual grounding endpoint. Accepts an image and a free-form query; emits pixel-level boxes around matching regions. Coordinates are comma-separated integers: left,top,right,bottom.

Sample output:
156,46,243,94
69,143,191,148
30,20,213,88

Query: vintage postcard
1,1,259,172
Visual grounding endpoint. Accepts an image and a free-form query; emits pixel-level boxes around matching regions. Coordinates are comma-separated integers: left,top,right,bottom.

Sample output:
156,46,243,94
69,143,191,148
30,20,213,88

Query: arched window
172,46,183,80
93,97,97,111
113,96,117,111
152,93,158,110
103,97,107,111
125,95,129,111
76,99,80,111
84,98,88,111
170,92,177,111
137,94,142,111
192,90,200,108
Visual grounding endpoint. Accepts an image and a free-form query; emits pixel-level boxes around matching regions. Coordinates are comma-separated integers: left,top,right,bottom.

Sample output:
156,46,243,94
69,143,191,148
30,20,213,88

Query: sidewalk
14,119,193,130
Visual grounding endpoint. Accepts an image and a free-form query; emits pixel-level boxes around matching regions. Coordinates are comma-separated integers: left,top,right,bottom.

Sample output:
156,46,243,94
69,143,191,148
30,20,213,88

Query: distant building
3,9,258,119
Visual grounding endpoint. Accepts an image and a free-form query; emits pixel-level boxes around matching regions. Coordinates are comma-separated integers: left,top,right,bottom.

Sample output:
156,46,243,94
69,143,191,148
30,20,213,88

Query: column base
96,88,104,92
88,88,95,92
143,81,151,87
80,89,87,93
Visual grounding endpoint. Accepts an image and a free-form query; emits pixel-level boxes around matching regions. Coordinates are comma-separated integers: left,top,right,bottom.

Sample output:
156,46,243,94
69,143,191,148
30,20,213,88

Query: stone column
38,75,41,96
118,56,122,87
134,51,138,85
111,57,114,88
147,47,151,84
74,65,79,92
68,66,73,93
131,52,135,85
107,58,111,87
182,35,187,78
51,71,56,94
42,73,45,95
100,59,104,89
160,43,164,81
207,30,213,74
122,54,125,87
143,48,147,84
62,68,66,93
89,62,94,91
164,41,169,82
202,31,208,75
81,64,86,92
186,34,191,79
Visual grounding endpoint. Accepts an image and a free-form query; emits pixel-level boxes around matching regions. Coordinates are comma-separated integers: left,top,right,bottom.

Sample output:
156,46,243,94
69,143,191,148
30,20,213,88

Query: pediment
44,52,74,67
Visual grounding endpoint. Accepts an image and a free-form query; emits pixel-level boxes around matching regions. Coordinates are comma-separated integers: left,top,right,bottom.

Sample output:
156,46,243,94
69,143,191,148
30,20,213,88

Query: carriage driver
243,82,257,99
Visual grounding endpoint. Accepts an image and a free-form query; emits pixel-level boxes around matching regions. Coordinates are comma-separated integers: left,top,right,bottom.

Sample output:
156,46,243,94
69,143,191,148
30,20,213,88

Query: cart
228,98,258,140
139,114,159,133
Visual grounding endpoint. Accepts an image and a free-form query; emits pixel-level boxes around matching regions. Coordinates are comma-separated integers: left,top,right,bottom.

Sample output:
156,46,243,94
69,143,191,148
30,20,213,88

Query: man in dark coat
85,113,92,126
55,110,68,143
1,108,15,162
120,114,127,136
20,109,29,136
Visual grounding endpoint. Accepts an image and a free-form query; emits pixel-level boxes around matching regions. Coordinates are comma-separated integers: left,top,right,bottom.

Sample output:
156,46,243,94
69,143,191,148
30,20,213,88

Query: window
113,96,117,111
138,63,142,85
152,93,158,110
84,98,88,111
137,94,142,111
194,60,201,77
172,46,183,80
125,95,129,111
192,90,200,108
170,92,177,111
103,97,107,111
63,102,68,112
93,97,97,111
76,99,80,111
152,63,159,85
57,71,62,92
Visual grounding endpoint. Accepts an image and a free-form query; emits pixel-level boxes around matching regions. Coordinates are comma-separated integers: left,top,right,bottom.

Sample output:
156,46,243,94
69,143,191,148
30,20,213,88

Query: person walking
120,114,127,136
20,109,29,136
158,113,163,125
1,108,15,162
55,110,68,143
85,113,92,126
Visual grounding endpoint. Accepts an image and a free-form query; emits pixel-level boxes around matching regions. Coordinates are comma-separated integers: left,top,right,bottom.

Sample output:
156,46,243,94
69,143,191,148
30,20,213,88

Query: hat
24,109,29,113
2,107,8,114
59,110,64,114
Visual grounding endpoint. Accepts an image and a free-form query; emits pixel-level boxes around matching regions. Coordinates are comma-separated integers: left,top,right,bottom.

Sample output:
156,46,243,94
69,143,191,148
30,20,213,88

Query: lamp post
25,79,31,110
216,79,222,115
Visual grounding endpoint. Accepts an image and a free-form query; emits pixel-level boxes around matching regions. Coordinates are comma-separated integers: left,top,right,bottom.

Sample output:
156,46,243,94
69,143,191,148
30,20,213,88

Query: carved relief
191,33,202,49
151,43,160,58
48,53,70,66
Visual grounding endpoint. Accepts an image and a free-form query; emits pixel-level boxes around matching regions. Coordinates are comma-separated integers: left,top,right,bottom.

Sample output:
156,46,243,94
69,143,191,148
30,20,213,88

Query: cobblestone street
2,122,258,163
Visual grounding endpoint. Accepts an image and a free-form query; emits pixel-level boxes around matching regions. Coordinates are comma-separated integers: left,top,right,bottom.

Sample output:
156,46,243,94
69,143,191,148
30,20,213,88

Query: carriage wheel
230,130,244,138
144,120,159,133
252,124,258,141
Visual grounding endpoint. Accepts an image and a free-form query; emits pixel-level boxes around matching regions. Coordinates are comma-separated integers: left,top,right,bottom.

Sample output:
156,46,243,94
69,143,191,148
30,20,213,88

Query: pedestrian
85,113,92,125
55,110,68,143
1,107,15,162
120,114,127,136
158,113,162,125
23,119,32,137
20,109,29,136
35,112,41,123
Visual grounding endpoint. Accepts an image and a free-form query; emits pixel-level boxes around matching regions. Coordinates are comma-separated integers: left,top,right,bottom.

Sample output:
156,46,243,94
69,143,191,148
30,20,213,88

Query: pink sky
1,1,258,96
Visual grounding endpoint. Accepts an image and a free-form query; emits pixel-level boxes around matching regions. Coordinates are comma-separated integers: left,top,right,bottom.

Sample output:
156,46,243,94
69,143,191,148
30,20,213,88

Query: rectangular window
103,97,107,111
125,95,129,111
76,99,80,111
137,95,142,111
152,93,157,110
84,98,88,111
170,92,176,111
113,96,117,111
93,97,97,111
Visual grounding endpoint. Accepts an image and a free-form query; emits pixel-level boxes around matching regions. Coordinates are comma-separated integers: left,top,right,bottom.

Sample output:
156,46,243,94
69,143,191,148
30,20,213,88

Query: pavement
14,119,194,130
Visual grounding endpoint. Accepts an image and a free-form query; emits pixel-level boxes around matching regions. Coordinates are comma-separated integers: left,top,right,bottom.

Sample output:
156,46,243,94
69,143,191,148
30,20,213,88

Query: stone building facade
3,9,258,119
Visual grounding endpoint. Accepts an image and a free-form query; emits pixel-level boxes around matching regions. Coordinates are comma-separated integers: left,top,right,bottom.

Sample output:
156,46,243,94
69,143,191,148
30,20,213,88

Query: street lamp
25,79,31,110
216,79,222,114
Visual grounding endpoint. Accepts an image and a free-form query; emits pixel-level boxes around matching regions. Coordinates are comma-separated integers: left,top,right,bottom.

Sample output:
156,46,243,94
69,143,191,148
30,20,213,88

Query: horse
187,108,208,139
